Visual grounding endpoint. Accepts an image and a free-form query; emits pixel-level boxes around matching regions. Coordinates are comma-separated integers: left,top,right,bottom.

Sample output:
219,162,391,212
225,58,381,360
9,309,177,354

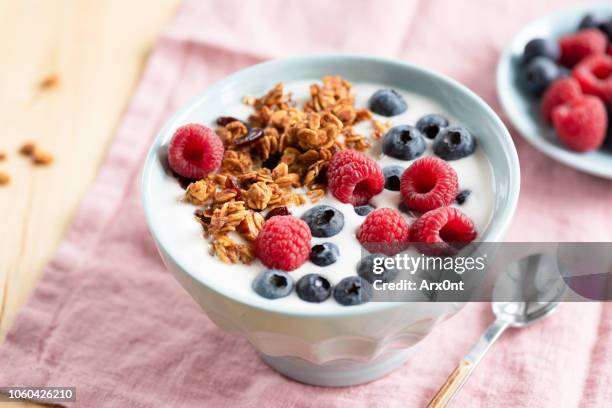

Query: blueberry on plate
383,165,404,191
310,243,339,267
252,270,294,299
523,38,560,64
600,18,612,39
354,205,375,216
522,57,562,95
357,254,399,284
368,89,407,116
382,125,426,160
579,13,602,30
433,126,476,160
416,114,449,139
455,189,471,205
333,276,374,306
296,274,332,303
301,205,344,237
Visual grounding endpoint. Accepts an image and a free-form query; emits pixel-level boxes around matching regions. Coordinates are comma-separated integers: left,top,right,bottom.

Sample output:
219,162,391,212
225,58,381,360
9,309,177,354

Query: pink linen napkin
1,0,612,406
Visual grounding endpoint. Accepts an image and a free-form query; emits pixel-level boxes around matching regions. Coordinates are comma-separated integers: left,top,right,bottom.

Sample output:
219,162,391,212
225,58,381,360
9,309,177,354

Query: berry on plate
252,270,294,299
540,77,583,123
559,28,607,67
383,165,404,191
382,125,426,160
572,54,612,103
368,89,407,116
400,156,458,213
301,205,344,237
354,205,375,216
168,124,224,179
296,274,332,303
333,276,374,306
523,38,560,64
255,215,311,271
552,95,608,152
309,242,339,267
416,114,449,139
411,207,477,256
522,57,562,95
432,126,476,161
578,13,603,31
357,253,399,284
327,150,384,206
356,208,410,255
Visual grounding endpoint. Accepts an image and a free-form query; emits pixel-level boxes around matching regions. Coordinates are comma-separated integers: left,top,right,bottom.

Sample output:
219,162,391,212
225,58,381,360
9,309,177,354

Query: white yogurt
158,80,495,310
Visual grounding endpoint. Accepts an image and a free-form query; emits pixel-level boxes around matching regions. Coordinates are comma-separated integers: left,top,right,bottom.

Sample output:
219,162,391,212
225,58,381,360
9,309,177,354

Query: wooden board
0,0,181,405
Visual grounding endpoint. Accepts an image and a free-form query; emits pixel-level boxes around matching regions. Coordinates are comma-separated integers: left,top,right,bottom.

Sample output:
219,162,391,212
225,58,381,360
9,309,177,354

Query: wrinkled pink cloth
1,0,612,406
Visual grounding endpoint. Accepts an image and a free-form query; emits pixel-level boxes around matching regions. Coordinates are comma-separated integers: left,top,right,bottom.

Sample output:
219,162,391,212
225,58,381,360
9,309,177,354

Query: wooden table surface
0,0,180,405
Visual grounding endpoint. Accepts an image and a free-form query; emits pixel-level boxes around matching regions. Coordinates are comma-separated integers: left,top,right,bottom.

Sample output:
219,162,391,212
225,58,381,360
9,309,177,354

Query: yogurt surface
156,79,495,311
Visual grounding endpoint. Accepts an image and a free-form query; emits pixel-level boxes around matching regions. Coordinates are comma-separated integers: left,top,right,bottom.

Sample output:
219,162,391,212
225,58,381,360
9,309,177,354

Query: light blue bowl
141,55,520,386
497,3,612,179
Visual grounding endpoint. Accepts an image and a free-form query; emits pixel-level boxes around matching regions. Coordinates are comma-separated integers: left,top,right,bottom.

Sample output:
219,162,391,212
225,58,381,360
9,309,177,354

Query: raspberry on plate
327,149,384,206
410,207,477,256
551,95,607,152
540,77,583,123
572,54,612,103
356,208,410,255
255,215,312,271
400,157,458,213
559,28,607,67
168,124,224,179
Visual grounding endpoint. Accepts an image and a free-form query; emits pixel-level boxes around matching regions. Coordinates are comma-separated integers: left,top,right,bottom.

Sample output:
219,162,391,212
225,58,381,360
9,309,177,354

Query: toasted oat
185,179,215,205
245,181,272,210
0,171,10,185
0,151,6,161
237,210,265,241
39,73,60,90
211,234,255,264
19,142,36,156
32,149,54,165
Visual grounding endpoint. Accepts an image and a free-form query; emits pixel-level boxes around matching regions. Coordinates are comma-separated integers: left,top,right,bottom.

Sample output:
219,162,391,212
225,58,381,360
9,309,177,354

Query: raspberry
540,77,583,123
559,29,607,67
400,157,458,213
410,207,477,256
356,208,410,255
168,124,224,179
255,215,311,271
572,54,612,103
608,44,612,56
552,95,607,152
327,150,384,206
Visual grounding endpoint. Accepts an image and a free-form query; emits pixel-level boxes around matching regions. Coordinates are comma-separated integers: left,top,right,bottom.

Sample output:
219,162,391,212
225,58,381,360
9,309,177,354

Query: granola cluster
186,76,390,264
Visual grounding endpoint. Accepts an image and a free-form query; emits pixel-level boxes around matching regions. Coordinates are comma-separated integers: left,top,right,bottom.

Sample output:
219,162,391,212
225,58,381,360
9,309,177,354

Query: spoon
426,253,566,408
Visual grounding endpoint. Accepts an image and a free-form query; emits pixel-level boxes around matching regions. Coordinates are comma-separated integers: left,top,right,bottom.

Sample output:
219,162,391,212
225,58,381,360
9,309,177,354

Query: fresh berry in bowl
497,3,612,178
142,55,519,387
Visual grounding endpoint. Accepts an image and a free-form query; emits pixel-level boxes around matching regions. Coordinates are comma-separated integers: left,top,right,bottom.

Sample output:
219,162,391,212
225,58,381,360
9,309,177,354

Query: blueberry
354,205,375,216
455,190,471,205
357,254,399,284
599,18,612,39
301,205,344,237
433,126,476,160
252,270,294,299
579,13,603,30
333,276,373,306
416,114,449,139
296,274,332,303
368,89,407,116
382,125,426,160
523,38,560,64
383,165,404,191
522,57,562,95
309,243,339,267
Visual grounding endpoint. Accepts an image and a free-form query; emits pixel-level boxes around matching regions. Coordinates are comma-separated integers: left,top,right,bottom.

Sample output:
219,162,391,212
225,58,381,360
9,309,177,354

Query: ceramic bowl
142,55,520,386
497,3,612,179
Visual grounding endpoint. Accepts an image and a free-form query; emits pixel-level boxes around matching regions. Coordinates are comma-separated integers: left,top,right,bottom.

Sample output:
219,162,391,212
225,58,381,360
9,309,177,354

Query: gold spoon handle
426,318,510,408
426,360,473,408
